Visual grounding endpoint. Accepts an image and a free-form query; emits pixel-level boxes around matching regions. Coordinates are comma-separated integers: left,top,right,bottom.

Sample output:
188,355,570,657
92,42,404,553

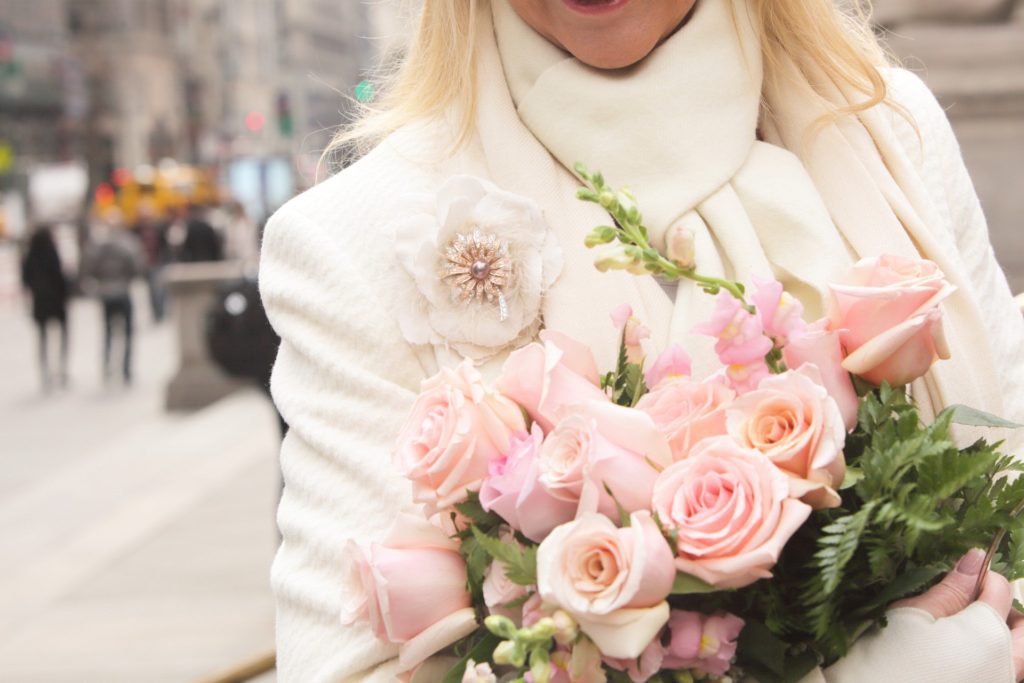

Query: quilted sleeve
259,202,427,682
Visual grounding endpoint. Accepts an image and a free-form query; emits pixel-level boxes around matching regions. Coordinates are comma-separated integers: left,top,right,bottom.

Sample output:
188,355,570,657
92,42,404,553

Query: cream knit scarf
487,0,1004,425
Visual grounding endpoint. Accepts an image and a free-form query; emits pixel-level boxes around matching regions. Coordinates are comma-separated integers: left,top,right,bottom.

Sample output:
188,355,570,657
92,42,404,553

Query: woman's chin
562,37,661,69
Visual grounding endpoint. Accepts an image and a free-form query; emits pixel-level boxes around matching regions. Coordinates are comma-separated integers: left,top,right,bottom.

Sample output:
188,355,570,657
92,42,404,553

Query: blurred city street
0,284,280,682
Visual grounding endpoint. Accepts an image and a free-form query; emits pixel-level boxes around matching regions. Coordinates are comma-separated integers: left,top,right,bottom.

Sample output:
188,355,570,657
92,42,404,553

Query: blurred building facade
0,0,381,230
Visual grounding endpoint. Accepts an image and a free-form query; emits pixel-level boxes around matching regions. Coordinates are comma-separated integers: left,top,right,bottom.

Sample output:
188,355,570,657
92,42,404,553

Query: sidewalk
0,289,280,682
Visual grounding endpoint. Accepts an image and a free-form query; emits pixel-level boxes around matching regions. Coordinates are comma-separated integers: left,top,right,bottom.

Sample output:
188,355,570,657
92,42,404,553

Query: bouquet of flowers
339,166,1024,683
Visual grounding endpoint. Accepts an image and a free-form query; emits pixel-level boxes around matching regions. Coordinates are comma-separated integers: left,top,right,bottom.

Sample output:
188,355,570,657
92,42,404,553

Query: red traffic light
245,111,266,133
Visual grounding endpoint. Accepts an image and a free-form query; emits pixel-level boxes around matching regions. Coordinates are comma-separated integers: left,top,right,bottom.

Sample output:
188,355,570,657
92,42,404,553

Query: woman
21,225,69,391
259,0,1024,680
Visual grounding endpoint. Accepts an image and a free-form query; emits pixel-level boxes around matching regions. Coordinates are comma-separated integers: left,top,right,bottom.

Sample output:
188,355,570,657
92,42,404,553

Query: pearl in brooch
440,229,512,321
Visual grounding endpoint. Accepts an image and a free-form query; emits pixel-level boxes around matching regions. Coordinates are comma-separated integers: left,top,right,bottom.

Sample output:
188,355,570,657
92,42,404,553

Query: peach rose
395,359,525,513
538,401,671,519
637,377,734,462
339,514,477,673
652,436,812,588
828,255,956,386
479,425,578,542
726,365,847,509
537,512,676,659
497,330,609,432
784,319,859,431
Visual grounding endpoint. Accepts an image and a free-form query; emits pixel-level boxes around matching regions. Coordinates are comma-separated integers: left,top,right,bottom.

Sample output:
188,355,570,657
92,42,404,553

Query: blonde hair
324,0,894,171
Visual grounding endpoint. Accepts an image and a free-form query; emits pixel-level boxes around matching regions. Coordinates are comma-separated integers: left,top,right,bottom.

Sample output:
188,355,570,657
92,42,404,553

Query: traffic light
277,92,293,137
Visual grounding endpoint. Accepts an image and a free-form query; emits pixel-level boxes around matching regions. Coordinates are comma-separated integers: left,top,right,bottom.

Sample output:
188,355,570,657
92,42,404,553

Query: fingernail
955,548,986,575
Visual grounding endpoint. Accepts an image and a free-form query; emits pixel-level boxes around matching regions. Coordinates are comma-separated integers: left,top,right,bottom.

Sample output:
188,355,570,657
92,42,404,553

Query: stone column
164,261,252,411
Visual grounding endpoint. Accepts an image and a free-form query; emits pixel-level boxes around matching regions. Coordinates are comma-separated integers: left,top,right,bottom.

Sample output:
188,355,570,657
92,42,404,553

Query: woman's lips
561,0,631,16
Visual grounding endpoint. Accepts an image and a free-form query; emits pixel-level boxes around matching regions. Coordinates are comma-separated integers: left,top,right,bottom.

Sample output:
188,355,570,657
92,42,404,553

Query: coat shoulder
880,67,961,168
266,120,459,244
880,66,974,230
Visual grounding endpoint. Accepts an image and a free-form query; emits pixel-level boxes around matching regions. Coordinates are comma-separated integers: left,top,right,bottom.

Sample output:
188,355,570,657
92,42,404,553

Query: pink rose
694,292,774,367
538,401,671,519
498,330,609,432
643,344,693,389
480,425,578,542
784,319,859,431
395,359,525,513
752,276,807,347
828,255,956,386
339,514,477,672
652,436,812,588
726,365,847,509
611,304,651,364
537,512,676,659
637,377,734,462
662,610,745,676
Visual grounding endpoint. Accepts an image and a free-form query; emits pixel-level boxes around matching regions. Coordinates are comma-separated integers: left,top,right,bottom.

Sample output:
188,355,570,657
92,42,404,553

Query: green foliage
945,404,1024,429
471,526,538,586
604,330,648,407
454,493,505,609
671,572,718,595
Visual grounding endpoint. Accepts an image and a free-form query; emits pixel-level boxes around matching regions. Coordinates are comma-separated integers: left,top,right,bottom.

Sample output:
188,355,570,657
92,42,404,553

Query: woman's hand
892,549,1024,682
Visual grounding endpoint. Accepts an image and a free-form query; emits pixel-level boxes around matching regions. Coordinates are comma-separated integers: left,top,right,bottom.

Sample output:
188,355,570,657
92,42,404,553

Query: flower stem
575,163,752,311
974,496,1024,599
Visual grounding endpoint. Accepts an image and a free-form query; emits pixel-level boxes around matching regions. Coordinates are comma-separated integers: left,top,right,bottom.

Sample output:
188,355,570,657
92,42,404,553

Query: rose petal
575,602,671,660
397,607,479,673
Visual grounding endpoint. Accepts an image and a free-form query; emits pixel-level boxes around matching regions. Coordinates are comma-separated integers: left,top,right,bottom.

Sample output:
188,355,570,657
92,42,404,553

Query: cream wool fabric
259,2,1024,681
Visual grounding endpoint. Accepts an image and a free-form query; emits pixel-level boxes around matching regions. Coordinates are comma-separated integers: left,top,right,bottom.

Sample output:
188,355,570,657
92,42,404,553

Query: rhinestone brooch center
440,230,512,321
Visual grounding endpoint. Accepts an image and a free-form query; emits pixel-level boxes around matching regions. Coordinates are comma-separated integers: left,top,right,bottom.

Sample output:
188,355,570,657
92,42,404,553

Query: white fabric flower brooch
392,175,563,358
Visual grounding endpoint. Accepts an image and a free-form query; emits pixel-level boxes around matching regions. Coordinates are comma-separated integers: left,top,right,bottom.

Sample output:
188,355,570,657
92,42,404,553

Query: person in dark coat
21,225,69,390
180,203,224,263
133,202,170,322
81,217,144,384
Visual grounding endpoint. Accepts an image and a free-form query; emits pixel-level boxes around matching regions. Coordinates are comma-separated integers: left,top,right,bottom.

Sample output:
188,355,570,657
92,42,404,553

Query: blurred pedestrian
133,201,170,322
223,201,259,269
180,203,223,262
81,212,144,384
21,225,69,391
